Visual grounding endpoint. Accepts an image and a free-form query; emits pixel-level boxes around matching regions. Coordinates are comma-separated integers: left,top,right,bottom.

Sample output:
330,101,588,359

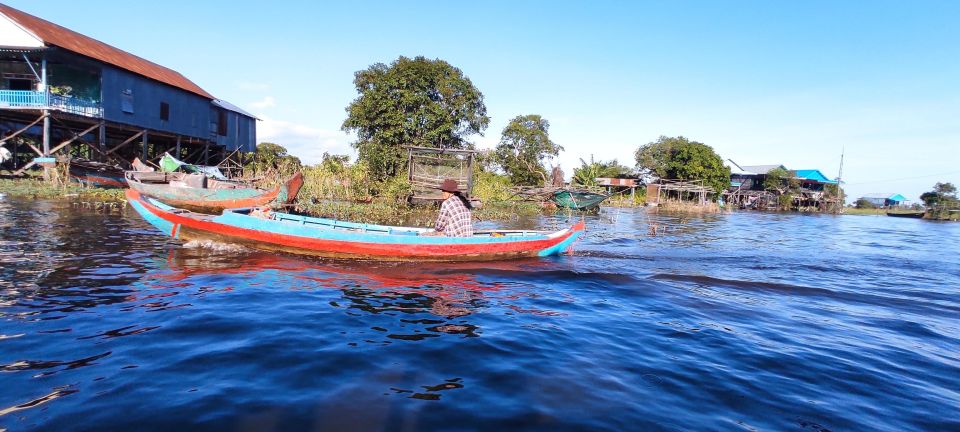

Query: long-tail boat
125,171,303,214
126,189,585,261
552,189,609,211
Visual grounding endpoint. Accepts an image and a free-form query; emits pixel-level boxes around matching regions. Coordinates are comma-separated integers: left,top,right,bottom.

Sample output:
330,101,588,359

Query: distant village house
858,193,907,208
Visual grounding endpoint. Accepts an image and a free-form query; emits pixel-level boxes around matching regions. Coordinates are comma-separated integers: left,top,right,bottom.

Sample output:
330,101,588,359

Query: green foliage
299,156,371,203
921,182,959,207
494,114,562,186
855,198,878,209
249,142,302,177
473,170,515,203
572,155,630,186
778,193,794,210
634,136,730,195
342,56,490,181
0,178,125,205
376,172,413,204
634,135,679,177
763,167,790,192
824,183,844,201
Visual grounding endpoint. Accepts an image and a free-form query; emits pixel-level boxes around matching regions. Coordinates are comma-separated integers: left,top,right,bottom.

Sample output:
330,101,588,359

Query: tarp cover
159,153,227,180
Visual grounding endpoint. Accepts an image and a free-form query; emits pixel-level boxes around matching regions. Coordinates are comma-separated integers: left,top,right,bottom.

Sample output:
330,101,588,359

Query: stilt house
0,4,256,174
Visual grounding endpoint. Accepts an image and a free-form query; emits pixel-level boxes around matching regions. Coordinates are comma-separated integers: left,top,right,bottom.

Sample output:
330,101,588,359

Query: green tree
494,114,563,186
635,136,730,195
250,142,302,174
572,155,630,186
763,167,790,193
342,56,490,181
921,182,958,207
855,198,878,209
935,182,957,197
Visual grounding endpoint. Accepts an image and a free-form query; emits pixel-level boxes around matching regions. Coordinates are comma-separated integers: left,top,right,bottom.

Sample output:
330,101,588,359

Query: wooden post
203,142,209,165
98,122,106,162
466,152,475,197
40,55,51,180
141,130,149,161
175,135,181,160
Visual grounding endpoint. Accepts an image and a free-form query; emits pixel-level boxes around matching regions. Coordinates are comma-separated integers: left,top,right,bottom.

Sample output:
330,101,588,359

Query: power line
844,169,960,186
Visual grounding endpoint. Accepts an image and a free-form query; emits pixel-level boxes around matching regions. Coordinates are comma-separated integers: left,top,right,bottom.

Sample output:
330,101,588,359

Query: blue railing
0,90,47,106
0,90,102,118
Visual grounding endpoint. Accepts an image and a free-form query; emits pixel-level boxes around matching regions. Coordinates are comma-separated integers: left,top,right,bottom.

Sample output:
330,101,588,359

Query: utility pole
836,148,845,214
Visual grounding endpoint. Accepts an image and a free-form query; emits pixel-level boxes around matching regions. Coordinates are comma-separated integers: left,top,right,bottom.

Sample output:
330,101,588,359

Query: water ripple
0,199,958,431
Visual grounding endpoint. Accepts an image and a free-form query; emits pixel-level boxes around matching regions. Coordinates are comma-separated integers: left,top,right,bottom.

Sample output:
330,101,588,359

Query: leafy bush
855,198,878,209
472,170,514,203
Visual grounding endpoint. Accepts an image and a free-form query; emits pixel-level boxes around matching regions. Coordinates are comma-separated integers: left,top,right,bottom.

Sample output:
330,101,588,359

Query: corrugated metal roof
861,193,905,201
795,169,838,184
0,4,213,99
213,99,258,120
740,164,785,175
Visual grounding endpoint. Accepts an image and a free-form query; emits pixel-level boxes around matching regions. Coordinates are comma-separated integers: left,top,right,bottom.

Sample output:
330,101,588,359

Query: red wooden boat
125,171,303,214
126,189,585,262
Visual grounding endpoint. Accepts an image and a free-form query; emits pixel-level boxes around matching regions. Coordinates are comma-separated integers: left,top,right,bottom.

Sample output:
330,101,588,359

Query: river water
1,198,958,431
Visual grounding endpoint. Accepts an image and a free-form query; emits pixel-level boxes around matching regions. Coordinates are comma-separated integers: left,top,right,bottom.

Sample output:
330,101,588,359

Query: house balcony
0,90,102,118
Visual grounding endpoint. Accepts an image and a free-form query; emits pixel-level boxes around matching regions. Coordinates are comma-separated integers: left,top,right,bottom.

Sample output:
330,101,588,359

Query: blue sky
7,0,959,202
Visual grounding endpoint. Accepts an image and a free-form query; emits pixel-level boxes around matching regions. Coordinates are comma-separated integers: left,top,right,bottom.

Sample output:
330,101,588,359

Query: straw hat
438,179,459,193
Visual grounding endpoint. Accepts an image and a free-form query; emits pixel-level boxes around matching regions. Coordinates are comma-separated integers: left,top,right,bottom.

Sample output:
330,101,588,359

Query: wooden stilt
106,130,145,156
141,130,149,161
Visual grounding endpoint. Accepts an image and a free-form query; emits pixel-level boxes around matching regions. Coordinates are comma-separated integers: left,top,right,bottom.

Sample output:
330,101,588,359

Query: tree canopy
634,136,730,194
494,114,563,186
572,156,630,186
342,56,489,180
250,142,302,174
920,182,958,207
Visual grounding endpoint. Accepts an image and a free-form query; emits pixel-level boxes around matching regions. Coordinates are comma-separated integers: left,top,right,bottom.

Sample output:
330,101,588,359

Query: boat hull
126,189,584,261
552,190,609,210
126,172,302,214
886,212,925,218
69,161,126,188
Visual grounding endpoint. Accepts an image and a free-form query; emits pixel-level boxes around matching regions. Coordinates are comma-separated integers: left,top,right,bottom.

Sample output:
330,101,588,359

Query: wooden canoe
126,189,585,261
69,159,126,188
552,189,609,210
886,211,925,218
125,171,303,214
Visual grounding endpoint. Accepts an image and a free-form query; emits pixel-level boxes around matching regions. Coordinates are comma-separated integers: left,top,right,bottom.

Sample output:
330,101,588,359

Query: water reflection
159,249,569,340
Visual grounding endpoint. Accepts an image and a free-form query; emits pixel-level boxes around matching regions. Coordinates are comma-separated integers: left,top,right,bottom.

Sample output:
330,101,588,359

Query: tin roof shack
859,193,907,208
724,163,787,210
595,176,640,202
0,4,255,176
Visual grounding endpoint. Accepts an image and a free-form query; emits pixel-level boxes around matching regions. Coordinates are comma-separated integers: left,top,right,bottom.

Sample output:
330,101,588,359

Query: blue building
0,4,256,174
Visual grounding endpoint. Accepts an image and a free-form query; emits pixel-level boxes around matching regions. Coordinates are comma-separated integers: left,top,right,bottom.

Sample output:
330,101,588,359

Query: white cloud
248,96,276,110
256,115,355,164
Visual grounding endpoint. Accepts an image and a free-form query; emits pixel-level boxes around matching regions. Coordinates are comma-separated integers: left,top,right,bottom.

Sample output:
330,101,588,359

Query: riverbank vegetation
0,177,125,203
920,182,959,220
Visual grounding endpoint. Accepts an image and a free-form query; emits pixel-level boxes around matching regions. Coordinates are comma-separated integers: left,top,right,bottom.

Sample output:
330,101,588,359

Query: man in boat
429,179,474,237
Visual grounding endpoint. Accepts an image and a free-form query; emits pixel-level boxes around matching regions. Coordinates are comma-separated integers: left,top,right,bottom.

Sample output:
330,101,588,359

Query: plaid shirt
435,195,474,237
